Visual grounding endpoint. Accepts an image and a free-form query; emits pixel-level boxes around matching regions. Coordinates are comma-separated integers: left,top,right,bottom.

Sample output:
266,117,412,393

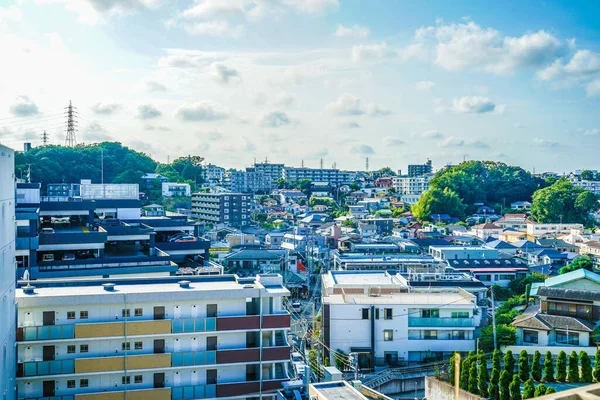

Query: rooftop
324,291,473,306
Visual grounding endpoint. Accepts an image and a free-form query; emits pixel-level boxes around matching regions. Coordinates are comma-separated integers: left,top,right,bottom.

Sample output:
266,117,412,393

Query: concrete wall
425,377,483,400
0,145,16,400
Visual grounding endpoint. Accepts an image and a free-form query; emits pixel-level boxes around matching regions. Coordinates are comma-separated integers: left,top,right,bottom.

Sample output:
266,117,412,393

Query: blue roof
485,240,516,249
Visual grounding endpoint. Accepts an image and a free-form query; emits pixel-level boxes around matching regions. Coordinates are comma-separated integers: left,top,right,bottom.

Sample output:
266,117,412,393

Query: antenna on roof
320,158,324,169
301,159,305,168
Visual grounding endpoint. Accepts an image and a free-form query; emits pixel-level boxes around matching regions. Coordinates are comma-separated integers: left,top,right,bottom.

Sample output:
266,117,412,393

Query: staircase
275,363,286,379
275,330,286,347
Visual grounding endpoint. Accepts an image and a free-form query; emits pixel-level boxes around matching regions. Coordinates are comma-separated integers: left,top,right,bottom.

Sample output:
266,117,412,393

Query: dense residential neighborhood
3,142,600,399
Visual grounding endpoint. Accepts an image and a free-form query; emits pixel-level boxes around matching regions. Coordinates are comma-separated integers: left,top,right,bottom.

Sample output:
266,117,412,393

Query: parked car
62,253,75,261
41,228,55,234
175,236,197,243
291,352,306,378
42,254,54,262
291,302,302,313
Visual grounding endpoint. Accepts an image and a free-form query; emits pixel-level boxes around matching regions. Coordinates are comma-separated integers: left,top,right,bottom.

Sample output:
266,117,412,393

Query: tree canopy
559,256,594,275
412,187,466,221
378,167,397,176
530,178,599,224
429,160,541,206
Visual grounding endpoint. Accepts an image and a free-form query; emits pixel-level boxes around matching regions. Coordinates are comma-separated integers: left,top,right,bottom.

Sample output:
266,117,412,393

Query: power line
65,100,78,147
41,131,49,146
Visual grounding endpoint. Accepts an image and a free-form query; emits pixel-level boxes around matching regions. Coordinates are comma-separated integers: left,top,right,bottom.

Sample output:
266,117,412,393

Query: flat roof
330,271,406,287
324,292,472,305
312,382,366,400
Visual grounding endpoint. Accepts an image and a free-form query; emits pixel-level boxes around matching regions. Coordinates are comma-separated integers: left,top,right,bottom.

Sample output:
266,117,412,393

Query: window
122,342,131,351
422,309,439,318
523,330,539,344
122,376,131,385
122,309,131,318
451,312,470,319
67,380,76,389
452,330,466,340
384,330,394,341
556,331,579,345
424,330,438,340
134,341,143,350
361,308,369,320
384,308,393,320
134,308,143,317
80,311,88,319
67,345,75,354
80,344,89,353
499,274,514,280
134,375,143,384
475,274,491,281
80,379,89,388
375,308,380,320
67,311,75,320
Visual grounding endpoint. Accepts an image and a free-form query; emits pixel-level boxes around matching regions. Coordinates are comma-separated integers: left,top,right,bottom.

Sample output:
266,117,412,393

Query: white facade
81,184,139,200
0,145,16,400
526,223,585,237
322,271,477,366
16,275,290,400
429,246,499,261
161,182,191,197
392,174,433,195
571,179,600,195
202,164,225,183
282,168,354,185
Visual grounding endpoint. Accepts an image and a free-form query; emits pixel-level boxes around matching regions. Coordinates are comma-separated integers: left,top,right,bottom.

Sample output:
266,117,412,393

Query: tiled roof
537,286,600,302
512,312,595,332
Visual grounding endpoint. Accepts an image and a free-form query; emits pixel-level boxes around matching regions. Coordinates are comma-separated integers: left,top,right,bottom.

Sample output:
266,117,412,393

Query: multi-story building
571,179,600,195
282,167,354,186
1,145,17,399
202,164,226,183
407,159,433,177
321,271,479,367
192,193,250,227
526,222,585,238
252,163,284,187
391,174,433,195
161,182,191,197
15,274,291,400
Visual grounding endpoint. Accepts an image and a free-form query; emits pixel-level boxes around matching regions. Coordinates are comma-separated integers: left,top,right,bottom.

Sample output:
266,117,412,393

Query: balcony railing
172,385,216,400
18,359,75,377
172,317,216,333
18,324,75,341
19,397,74,400
408,317,474,328
172,350,217,367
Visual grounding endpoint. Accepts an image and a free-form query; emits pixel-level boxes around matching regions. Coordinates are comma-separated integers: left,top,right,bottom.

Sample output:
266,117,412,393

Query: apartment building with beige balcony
15,274,291,400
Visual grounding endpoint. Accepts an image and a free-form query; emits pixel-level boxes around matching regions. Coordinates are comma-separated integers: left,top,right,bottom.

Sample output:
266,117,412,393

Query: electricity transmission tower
64,101,78,147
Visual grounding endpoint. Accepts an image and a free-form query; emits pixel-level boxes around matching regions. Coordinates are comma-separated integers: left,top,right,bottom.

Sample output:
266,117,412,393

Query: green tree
341,219,357,228
500,370,511,400
493,349,502,371
556,351,567,382
534,383,547,397
508,273,547,297
510,375,523,400
468,361,479,395
594,348,600,382
519,350,530,382
333,349,349,370
523,379,535,399
411,187,467,221
275,178,292,189
480,324,517,352
545,387,556,395
378,167,397,176
478,351,489,397
559,256,594,275
295,178,312,196
460,357,470,390
530,178,599,224
532,350,542,381
504,350,516,375
581,170,595,181
580,351,593,382
568,351,579,382
449,352,457,385
490,368,500,400
544,351,555,382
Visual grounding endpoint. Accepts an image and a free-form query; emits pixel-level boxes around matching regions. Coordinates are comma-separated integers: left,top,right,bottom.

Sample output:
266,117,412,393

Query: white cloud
350,144,375,155
36,0,160,25
584,128,600,136
536,50,600,96
449,96,501,114
184,21,244,37
145,80,167,92
334,24,369,38
10,96,39,116
415,81,435,92
340,122,361,129
91,102,121,115
439,136,465,147
137,104,162,119
352,43,395,63
327,94,391,117
212,63,241,84
175,101,230,121
533,137,561,148
274,94,295,107
258,111,295,128
0,5,22,25
422,129,443,139
383,137,405,146
466,139,489,148
417,21,564,74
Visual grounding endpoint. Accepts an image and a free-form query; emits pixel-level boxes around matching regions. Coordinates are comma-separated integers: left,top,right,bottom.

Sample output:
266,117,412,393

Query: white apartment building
16,275,291,400
571,179,600,195
1,145,17,400
282,168,354,185
162,182,191,197
321,271,478,367
392,174,433,195
203,164,225,183
526,222,584,237
429,246,499,261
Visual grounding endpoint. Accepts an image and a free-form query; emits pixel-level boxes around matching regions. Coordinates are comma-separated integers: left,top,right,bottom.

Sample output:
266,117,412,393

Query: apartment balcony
262,346,291,362
171,346,289,367
16,236,38,251
408,317,474,328
18,387,171,400
17,324,75,342
17,359,74,377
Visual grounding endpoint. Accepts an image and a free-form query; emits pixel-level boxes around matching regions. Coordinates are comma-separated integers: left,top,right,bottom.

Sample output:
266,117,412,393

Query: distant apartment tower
202,164,225,183
192,193,250,227
282,167,354,185
1,145,17,399
407,159,433,177
392,173,433,195
252,162,284,185
15,274,291,399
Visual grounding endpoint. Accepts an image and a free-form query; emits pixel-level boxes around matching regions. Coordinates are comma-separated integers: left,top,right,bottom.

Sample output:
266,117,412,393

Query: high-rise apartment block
407,159,433,177
191,193,250,227
16,274,291,399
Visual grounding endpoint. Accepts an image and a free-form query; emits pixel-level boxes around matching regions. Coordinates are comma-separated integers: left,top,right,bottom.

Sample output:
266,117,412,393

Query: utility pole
41,130,49,146
301,159,305,168
491,286,497,350
332,162,336,169
365,157,369,172
454,353,461,400
64,100,78,147
101,148,104,184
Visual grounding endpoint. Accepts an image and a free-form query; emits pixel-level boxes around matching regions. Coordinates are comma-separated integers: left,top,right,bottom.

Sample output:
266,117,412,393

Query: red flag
297,260,306,272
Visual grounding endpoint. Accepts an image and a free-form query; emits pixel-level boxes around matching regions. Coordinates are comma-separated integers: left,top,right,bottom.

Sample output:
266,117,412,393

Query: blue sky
1,0,599,173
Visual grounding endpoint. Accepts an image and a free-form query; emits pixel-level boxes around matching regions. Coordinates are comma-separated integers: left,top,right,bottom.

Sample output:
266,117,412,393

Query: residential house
161,182,191,197
484,240,518,255
499,228,528,243
496,214,531,232
223,248,284,274
527,223,585,238
536,238,580,254
471,222,503,239
374,177,393,188
511,201,532,210
278,189,307,204
580,241,600,263
141,173,168,189
265,232,285,249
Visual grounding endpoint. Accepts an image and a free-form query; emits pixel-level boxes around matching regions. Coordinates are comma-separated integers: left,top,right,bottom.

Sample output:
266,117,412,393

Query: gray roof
537,286,600,302
512,312,595,332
